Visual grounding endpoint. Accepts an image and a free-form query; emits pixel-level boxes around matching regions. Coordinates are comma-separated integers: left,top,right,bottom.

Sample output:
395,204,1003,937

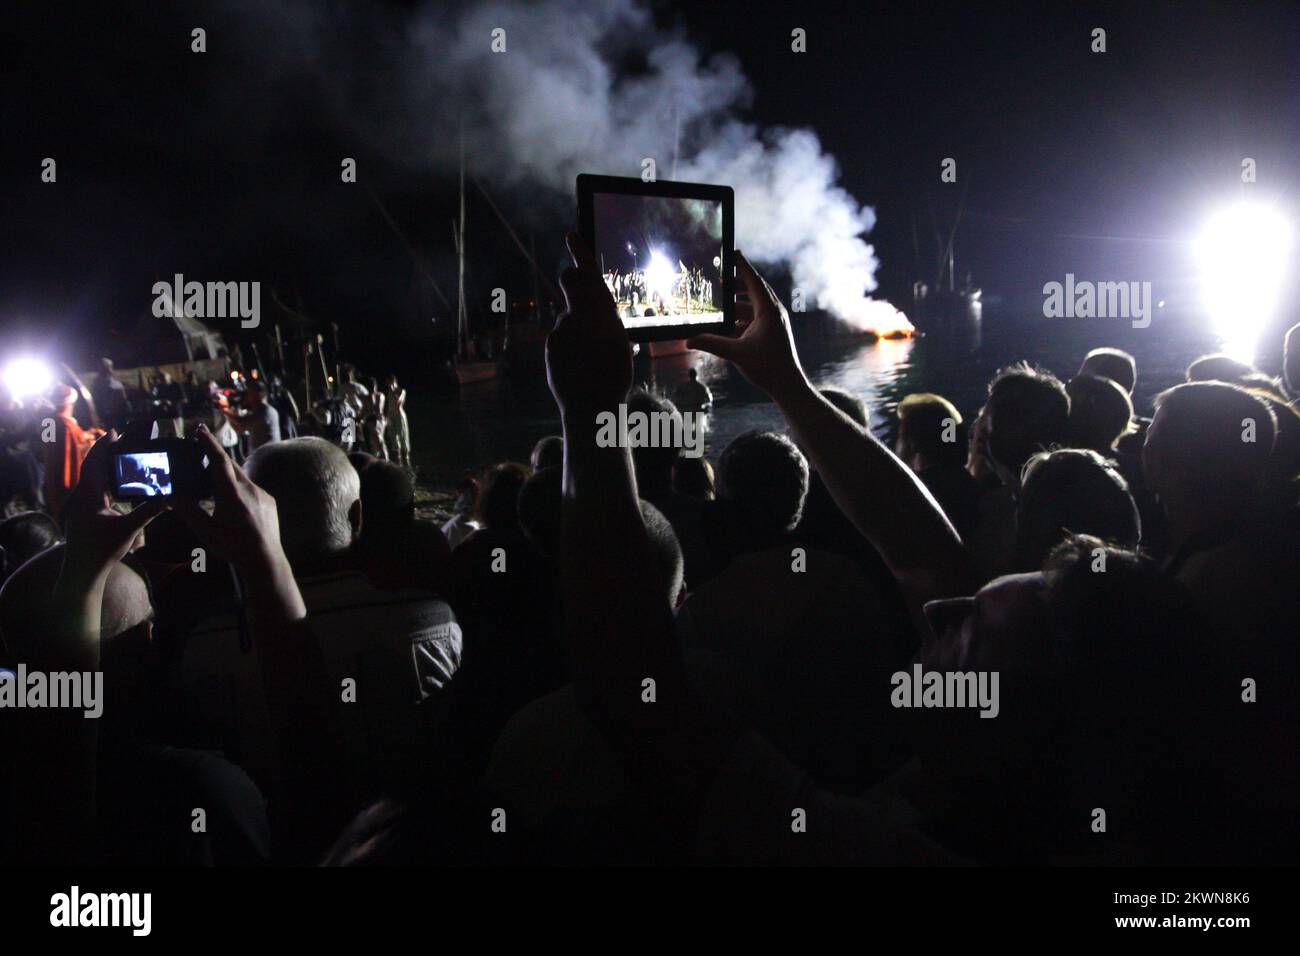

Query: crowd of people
0,356,411,528
603,259,720,320
1,235,1296,866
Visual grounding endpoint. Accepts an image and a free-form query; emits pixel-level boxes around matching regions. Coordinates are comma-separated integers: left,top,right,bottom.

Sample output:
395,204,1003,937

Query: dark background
3,0,1297,375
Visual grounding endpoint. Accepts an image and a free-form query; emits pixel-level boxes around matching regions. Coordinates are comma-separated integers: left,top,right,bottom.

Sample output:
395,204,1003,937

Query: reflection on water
409,310,1227,486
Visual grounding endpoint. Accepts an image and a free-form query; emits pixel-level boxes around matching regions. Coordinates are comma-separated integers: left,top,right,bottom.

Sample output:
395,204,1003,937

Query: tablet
577,174,734,342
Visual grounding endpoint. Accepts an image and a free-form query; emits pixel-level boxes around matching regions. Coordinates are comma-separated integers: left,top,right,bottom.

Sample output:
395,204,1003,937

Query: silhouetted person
895,392,980,542
967,364,1070,579
1013,449,1139,572
1066,374,1133,454
529,435,563,471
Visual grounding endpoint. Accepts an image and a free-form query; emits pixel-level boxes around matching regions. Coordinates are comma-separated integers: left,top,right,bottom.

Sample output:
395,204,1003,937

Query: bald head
245,437,361,568
0,545,151,661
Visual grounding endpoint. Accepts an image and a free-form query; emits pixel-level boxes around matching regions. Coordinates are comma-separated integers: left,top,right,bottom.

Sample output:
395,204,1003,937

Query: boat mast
671,100,680,181
457,130,467,360
529,231,540,325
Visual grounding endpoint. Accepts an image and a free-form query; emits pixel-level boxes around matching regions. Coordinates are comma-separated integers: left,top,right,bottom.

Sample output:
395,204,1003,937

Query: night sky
3,0,1297,373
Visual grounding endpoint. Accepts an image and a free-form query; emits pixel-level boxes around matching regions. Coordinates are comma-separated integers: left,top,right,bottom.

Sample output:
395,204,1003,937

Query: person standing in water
384,373,411,468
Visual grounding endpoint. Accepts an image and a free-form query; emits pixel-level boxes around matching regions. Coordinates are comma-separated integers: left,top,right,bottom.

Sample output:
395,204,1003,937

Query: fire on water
835,298,916,339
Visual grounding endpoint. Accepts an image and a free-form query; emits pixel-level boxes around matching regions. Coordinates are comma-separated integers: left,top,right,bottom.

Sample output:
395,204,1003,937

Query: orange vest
43,413,87,519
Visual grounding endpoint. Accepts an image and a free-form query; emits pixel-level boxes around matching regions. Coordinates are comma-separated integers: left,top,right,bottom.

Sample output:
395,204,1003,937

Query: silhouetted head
1249,390,1300,491
1015,449,1139,571
476,462,531,532
1066,374,1134,452
518,465,562,558
672,455,715,501
529,435,563,471
354,458,415,548
0,512,62,583
983,363,1070,479
1186,353,1256,385
896,392,966,470
1143,382,1276,529
717,430,809,545
919,535,1204,860
625,389,682,494
451,474,480,516
1078,347,1136,394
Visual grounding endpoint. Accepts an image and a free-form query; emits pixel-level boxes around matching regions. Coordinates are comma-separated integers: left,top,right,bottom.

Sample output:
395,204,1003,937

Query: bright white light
644,249,677,306
1195,203,1292,362
2,358,54,402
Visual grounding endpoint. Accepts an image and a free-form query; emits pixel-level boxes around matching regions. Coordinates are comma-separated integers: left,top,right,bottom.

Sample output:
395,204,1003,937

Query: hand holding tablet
577,174,735,342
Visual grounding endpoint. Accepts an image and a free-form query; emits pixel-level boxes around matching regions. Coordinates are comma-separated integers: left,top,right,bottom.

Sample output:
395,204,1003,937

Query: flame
834,298,915,338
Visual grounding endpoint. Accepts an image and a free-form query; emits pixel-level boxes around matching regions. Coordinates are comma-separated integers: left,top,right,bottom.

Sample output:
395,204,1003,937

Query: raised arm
689,253,974,605
19,432,166,862
176,427,350,856
549,234,738,812
545,238,958,864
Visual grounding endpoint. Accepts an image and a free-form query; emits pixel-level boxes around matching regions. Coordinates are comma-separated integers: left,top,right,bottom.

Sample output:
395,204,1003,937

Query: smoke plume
242,0,911,334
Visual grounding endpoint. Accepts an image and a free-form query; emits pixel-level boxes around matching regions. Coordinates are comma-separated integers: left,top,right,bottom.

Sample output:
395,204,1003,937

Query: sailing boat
910,196,982,338
450,143,501,386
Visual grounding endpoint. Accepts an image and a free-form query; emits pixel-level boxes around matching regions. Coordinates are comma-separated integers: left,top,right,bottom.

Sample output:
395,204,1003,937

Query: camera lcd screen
578,175,734,341
113,451,174,498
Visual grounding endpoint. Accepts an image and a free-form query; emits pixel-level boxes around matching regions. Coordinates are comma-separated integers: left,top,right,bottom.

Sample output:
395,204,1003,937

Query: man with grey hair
244,437,361,570
181,437,462,797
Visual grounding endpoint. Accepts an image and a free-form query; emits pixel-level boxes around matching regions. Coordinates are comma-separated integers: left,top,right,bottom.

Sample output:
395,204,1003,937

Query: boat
909,198,983,344
451,357,499,385
911,282,983,336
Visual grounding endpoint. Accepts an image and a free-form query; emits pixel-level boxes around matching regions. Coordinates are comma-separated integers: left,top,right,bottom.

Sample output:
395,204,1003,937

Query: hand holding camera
60,431,170,592
108,433,215,501
169,426,292,581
